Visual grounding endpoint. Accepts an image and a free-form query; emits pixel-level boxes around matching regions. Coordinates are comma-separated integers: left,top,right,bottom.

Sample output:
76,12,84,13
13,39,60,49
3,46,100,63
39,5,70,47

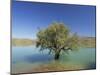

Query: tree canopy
36,22,79,60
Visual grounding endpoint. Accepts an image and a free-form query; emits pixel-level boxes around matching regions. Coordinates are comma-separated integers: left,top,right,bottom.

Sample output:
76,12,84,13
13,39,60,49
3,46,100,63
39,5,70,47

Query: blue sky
12,1,96,39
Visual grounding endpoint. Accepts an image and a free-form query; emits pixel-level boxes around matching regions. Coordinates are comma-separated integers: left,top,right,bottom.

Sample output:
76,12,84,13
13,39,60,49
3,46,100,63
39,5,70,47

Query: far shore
12,37,96,48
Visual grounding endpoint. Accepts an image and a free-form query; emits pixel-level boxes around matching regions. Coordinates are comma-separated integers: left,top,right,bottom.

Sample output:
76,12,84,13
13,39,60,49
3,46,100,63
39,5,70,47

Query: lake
11,46,96,74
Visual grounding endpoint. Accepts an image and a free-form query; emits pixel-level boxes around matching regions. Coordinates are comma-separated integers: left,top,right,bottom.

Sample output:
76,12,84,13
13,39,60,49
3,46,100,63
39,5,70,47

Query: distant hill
12,37,96,48
12,38,36,46
78,37,96,48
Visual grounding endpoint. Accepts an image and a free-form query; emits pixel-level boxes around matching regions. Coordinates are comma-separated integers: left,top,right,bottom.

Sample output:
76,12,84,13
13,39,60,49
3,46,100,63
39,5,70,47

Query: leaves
36,22,79,54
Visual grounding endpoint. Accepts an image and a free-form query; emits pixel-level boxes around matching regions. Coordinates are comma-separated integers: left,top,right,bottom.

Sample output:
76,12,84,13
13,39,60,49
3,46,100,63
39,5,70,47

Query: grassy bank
12,61,88,74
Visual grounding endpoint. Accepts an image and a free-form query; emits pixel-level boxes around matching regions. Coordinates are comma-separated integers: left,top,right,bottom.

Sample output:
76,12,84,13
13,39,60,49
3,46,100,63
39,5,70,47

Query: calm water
12,46,96,73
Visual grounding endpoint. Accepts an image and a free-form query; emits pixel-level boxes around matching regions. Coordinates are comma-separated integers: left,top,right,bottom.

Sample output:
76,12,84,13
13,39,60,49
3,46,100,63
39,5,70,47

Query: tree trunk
54,51,60,60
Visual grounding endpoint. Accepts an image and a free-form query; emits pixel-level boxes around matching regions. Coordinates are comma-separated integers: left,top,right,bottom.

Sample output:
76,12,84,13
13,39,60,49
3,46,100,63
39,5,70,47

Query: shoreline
11,61,95,74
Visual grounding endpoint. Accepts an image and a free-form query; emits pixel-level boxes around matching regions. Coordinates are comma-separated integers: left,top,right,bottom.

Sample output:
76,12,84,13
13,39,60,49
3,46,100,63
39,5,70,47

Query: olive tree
36,22,78,60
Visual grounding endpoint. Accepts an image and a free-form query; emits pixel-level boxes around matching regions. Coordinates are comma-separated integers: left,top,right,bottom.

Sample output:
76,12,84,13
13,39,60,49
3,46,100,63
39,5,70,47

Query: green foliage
36,22,79,59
